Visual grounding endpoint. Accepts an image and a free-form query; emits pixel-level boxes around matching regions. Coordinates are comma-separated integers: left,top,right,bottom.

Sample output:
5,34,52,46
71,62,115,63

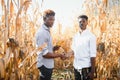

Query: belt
75,67,90,80
76,67,91,75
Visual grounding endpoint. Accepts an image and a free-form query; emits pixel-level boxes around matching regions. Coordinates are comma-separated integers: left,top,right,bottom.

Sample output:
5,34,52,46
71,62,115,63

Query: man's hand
53,45,61,51
60,53,68,60
87,72,94,80
60,50,74,60
66,50,74,58
88,57,96,80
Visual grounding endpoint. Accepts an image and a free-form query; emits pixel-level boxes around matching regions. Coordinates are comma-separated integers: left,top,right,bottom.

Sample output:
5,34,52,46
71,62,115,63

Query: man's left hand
87,72,94,80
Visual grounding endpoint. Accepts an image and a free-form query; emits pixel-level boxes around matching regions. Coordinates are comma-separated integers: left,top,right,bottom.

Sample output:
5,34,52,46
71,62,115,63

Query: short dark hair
78,15,88,20
43,9,55,19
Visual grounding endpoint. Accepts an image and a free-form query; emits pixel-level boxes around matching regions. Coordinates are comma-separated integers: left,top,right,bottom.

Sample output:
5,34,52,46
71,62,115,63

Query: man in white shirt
68,15,97,80
35,9,66,80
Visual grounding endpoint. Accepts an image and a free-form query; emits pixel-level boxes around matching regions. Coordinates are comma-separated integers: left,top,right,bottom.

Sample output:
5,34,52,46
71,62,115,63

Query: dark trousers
74,67,93,80
38,65,53,80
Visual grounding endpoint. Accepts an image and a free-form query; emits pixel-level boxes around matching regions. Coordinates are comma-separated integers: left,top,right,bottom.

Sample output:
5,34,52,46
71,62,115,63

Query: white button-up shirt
71,29,96,69
35,24,54,69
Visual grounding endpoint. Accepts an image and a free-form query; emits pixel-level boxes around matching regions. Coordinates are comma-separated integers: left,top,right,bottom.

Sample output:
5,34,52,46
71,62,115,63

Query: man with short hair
35,9,66,80
68,15,97,80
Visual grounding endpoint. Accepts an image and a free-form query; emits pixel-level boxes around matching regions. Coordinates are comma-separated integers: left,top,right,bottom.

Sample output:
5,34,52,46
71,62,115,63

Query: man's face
78,18,88,30
44,16,55,27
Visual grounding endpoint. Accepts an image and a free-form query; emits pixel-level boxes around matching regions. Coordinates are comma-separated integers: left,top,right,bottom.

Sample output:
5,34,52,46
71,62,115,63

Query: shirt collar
79,29,89,35
42,24,50,32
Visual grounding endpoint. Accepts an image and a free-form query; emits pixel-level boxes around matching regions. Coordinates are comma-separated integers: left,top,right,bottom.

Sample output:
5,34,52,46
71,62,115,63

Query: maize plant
0,0,120,80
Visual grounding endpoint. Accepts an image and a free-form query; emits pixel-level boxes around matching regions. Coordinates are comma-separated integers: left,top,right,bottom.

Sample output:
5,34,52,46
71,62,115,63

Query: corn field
0,0,120,80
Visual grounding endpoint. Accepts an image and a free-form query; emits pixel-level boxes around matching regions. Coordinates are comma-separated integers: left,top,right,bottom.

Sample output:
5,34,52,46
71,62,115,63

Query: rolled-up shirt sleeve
89,35,97,57
42,48,49,56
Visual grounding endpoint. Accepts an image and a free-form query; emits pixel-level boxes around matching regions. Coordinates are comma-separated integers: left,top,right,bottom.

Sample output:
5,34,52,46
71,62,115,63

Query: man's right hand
60,53,68,60
53,45,61,51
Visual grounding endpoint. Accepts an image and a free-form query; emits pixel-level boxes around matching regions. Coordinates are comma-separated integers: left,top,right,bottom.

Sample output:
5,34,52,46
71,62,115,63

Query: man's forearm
90,57,96,73
43,52,62,58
